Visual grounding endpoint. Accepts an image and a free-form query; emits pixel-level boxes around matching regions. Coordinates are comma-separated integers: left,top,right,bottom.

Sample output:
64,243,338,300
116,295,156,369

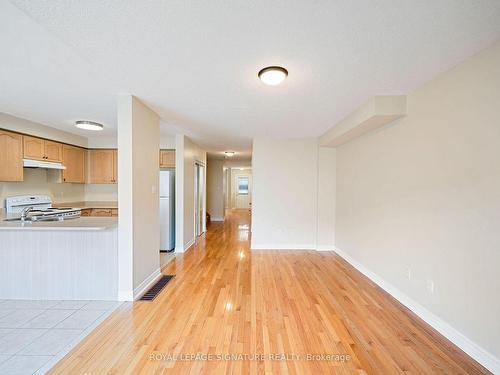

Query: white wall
316,147,336,250
206,158,225,221
252,138,319,249
84,184,118,202
117,95,160,300
0,168,85,205
87,137,117,148
0,112,87,148
160,136,176,149
335,42,500,365
174,135,206,252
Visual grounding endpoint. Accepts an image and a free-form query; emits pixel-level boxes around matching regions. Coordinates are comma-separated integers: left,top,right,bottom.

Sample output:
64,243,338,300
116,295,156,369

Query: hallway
50,210,486,374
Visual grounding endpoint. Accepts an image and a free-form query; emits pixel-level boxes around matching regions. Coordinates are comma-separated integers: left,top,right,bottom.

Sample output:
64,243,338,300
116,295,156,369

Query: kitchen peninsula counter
53,201,118,209
0,210,117,231
0,209,118,300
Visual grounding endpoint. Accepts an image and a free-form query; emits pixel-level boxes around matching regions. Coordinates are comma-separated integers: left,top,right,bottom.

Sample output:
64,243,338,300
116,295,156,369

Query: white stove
4,195,81,221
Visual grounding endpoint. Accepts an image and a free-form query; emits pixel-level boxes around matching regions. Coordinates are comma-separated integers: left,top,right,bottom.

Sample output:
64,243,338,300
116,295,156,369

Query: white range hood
23,159,66,170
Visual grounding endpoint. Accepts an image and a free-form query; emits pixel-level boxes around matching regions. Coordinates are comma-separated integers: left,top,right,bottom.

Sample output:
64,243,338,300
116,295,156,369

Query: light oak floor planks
49,209,489,374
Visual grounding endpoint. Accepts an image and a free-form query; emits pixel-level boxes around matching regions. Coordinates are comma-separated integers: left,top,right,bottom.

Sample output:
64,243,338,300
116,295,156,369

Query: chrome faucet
20,206,34,222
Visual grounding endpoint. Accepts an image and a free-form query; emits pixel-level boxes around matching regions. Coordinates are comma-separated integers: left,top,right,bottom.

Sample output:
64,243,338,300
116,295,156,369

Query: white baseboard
251,243,317,250
175,238,195,253
210,216,225,222
133,268,162,300
316,245,335,251
334,247,500,374
117,290,134,302
184,238,195,251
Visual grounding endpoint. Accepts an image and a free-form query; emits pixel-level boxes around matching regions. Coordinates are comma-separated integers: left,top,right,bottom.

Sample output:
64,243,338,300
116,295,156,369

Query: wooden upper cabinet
23,136,44,160
62,145,86,183
88,149,117,184
113,149,118,183
44,140,63,162
159,150,175,168
0,130,23,181
23,135,62,162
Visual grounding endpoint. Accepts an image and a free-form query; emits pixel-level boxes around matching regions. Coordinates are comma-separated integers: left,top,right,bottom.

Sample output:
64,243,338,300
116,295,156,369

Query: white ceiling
2,1,500,160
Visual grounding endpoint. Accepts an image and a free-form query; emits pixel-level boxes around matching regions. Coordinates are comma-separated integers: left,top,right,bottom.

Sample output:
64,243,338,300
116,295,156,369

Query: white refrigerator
160,170,175,251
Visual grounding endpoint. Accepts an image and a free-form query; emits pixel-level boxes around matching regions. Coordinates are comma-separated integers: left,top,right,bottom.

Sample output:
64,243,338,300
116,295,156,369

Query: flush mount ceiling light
258,66,288,86
225,151,235,157
75,120,104,131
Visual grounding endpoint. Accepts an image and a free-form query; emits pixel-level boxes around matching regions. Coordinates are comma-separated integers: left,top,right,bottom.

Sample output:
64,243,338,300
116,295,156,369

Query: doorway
232,169,252,209
194,162,205,237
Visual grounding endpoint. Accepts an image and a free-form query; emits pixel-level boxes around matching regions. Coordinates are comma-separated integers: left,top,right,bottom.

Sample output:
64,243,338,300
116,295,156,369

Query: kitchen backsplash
0,168,117,206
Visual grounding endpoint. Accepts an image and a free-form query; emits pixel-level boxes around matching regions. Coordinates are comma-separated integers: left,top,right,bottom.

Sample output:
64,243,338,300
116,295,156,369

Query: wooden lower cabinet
80,209,92,217
72,207,118,217
80,208,118,217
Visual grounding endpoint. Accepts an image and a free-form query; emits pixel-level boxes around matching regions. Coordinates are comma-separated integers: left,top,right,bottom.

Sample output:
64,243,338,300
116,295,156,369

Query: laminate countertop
0,209,117,231
52,201,118,209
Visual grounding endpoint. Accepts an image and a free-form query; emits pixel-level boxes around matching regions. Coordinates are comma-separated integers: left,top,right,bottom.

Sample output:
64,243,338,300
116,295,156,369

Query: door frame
232,169,252,209
194,161,206,238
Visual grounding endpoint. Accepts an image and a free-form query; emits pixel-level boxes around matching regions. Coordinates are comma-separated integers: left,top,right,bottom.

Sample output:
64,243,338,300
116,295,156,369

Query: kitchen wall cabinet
44,140,63,162
0,130,23,181
62,145,86,183
160,149,175,168
88,149,117,184
23,136,62,162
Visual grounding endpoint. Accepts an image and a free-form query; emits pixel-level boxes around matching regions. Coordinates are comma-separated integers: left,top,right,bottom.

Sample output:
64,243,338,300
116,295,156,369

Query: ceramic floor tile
0,310,45,328
50,300,90,310
0,354,10,365
55,310,104,329
0,309,15,319
81,301,122,311
0,300,59,310
22,310,76,329
0,355,52,375
0,329,15,338
0,329,46,355
19,329,83,356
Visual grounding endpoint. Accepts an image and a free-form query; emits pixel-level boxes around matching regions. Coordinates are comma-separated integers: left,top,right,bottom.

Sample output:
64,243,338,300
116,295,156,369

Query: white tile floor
0,299,122,375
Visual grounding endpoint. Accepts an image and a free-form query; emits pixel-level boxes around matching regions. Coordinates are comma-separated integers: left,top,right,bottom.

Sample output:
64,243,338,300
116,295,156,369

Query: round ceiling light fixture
75,120,104,131
258,66,288,86
225,151,235,157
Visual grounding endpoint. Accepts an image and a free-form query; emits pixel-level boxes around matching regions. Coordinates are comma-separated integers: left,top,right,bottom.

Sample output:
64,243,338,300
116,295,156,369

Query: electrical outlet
426,280,434,294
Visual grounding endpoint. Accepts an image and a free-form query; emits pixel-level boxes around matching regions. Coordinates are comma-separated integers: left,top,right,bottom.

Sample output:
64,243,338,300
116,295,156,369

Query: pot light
258,66,288,86
75,120,104,131
225,151,235,157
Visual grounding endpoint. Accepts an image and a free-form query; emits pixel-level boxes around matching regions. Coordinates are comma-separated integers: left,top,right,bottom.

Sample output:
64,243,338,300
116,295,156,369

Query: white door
234,173,252,209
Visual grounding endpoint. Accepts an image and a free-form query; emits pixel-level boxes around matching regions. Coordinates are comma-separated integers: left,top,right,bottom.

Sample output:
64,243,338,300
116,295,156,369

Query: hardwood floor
50,209,488,374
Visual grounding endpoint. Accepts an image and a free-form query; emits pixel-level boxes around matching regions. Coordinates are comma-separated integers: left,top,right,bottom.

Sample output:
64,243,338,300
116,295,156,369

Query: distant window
237,176,249,194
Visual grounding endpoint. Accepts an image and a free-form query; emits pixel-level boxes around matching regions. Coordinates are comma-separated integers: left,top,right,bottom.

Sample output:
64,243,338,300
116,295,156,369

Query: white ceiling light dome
75,120,104,131
258,66,288,86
